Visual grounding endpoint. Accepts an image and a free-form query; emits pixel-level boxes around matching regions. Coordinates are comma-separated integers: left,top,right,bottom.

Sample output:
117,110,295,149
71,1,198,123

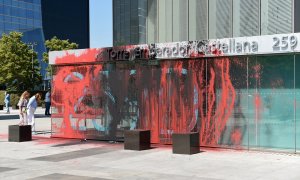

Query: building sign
49,33,300,65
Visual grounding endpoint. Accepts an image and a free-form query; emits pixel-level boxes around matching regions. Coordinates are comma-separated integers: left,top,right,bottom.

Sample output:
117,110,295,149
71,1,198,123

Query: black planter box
0,105,3,110
172,132,200,155
124,130,151,150
8,125,32,142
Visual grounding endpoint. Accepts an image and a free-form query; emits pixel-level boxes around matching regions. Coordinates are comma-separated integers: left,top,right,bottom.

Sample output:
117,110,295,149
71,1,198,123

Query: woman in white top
27,93,42,132
18,91,30,126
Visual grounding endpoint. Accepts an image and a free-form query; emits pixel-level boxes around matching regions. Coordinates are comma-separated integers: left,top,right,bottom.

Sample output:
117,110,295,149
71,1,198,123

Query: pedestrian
4,92,10,114
27,93,42,133
17,91,30,126
45,89,51,116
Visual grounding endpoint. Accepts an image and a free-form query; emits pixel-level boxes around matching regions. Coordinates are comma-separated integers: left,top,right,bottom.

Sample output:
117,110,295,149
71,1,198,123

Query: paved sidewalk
1,112,300,179
0,107,49,120
0,107,51,136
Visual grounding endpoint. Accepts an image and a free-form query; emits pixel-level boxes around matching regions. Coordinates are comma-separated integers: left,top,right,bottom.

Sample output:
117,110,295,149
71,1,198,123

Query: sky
90,0,113,48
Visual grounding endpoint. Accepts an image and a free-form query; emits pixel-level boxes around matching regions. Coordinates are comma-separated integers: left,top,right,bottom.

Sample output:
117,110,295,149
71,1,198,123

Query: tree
0,32,42,91
43,36,78,65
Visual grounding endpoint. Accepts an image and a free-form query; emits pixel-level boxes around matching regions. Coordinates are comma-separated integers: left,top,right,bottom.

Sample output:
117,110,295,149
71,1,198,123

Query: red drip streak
201,58,236,146
254,94,262,122
231,129,242,145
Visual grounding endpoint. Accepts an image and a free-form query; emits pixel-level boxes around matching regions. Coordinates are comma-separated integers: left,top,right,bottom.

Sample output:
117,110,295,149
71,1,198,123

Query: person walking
27,93,41,133
18,91,30,126
45,89,51,116
4,92,10,114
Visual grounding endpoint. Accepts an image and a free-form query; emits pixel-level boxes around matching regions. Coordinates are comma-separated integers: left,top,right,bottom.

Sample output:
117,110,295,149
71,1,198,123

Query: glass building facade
110,1,300,152
0,0,47,80
0,0,90,88
113,0,295,45
41,0,90,49
49,32,300,153
113,0,147,45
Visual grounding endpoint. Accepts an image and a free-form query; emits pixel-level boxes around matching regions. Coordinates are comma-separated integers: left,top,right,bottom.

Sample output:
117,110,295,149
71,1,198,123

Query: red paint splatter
201,58,236,146
231,129,242,145
52,58,239,146
0,134,8,139
254,93,262,122
54,49,102,65
52,64,104,139
51,48,243,147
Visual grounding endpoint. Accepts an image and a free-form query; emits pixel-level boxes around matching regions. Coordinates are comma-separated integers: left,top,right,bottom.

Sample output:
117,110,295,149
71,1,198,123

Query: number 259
273,35,297,50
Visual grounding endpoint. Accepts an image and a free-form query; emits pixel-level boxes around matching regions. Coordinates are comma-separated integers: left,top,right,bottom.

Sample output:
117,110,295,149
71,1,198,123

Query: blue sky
90,0,113,48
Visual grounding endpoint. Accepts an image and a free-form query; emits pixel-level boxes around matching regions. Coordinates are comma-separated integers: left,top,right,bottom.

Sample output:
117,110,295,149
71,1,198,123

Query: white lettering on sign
49,33,300,65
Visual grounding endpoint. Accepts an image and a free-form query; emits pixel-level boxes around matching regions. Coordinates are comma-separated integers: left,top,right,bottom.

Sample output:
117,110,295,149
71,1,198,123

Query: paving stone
29,173,109,180
0,167,16,173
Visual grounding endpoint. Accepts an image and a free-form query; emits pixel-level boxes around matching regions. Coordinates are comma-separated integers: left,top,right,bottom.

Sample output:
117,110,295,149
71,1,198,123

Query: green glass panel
248,55,295,151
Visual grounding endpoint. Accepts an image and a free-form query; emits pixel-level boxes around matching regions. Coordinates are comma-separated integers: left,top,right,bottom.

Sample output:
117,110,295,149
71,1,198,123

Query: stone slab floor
1,118,300,180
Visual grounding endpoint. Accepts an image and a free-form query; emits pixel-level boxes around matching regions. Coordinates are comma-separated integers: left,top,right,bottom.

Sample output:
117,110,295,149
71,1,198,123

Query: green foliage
0,91,21,106
10,93,20,107
0,91,4,105
0,32,42,91
43,36,78,65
